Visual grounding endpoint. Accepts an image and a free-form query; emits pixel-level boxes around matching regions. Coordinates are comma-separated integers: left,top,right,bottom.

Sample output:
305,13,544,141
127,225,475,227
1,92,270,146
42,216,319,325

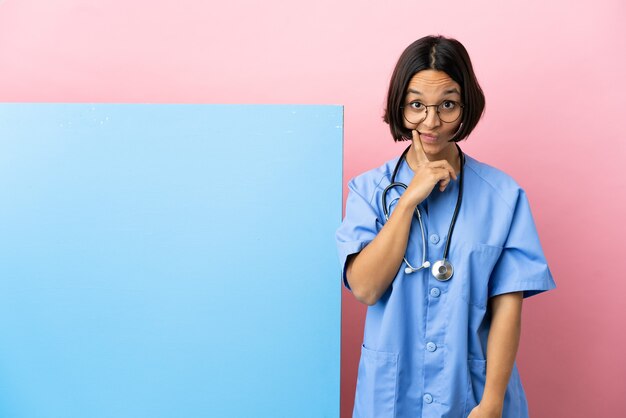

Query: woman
336,35,556,418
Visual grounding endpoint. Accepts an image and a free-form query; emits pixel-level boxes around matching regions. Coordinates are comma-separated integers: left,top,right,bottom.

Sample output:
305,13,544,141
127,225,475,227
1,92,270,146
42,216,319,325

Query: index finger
411,130,429,165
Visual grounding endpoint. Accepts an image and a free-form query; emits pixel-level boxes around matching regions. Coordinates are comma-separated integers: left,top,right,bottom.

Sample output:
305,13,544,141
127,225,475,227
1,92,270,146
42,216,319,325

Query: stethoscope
382,144,465,281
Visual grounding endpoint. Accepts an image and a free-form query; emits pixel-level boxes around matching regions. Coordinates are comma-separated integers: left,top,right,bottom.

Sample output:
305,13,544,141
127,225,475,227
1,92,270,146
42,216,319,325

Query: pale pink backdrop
1,1,624,417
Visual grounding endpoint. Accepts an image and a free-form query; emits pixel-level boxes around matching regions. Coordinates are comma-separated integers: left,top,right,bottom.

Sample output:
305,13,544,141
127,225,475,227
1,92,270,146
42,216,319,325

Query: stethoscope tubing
382,144,465,280
382,181,429,273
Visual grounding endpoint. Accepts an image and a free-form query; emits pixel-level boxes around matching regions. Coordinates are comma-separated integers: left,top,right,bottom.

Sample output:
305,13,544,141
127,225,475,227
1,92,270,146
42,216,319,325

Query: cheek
401,112,414,129
442,120,462,137
403,115,424,131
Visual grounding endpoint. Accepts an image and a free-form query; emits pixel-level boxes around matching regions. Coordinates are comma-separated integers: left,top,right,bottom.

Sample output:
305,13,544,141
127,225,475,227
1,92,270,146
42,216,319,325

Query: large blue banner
0,104,342,417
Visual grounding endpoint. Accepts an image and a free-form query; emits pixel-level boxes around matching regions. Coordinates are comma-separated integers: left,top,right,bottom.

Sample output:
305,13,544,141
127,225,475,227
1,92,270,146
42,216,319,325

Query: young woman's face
402,69,463,159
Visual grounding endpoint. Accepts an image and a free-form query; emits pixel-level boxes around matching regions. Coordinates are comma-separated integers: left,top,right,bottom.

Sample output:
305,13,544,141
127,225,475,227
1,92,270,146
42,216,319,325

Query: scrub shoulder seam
464,160,517,213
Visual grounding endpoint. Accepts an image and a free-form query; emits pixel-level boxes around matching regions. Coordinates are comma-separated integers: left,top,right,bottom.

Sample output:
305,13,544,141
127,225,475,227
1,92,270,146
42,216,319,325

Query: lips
418,132,438,143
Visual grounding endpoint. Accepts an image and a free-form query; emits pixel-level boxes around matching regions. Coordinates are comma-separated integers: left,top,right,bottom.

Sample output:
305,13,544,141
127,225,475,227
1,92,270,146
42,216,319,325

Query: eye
440,100,457,110
408,101,424,110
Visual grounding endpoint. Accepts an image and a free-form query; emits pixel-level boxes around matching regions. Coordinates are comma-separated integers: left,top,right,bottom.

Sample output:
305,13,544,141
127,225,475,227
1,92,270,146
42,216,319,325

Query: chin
424,141,454,156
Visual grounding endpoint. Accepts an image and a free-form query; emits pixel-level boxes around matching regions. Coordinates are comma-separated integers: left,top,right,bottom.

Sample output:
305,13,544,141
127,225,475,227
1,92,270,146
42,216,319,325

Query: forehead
406,69,461,97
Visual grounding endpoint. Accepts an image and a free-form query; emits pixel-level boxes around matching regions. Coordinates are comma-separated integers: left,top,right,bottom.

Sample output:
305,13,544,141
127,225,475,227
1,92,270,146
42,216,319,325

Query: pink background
1,1,624,417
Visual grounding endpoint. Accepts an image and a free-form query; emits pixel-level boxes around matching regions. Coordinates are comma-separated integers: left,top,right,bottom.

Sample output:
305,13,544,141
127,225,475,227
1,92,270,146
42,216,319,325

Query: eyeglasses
401,100,464,124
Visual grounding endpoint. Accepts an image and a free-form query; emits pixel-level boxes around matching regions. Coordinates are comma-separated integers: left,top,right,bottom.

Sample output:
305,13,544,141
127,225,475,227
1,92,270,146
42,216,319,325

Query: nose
421,107,441,129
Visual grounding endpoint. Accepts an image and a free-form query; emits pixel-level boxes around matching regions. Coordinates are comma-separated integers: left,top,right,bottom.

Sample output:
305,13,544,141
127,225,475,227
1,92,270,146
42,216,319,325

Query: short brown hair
383,35,485,142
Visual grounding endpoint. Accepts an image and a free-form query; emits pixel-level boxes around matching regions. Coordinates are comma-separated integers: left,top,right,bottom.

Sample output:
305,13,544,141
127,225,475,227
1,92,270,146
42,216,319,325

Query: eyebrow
407,88,461,96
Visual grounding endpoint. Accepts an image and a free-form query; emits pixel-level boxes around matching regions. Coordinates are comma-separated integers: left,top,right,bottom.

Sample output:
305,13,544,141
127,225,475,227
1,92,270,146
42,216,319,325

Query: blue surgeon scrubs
336,153,556,418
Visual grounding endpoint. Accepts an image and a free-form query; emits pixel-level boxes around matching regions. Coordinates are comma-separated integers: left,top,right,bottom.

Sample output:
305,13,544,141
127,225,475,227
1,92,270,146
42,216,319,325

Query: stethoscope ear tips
405,267,414,275
422,261,431,268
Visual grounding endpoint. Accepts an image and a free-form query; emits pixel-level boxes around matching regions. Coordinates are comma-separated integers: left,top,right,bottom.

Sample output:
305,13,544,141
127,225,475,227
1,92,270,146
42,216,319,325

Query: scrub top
336,152,556,418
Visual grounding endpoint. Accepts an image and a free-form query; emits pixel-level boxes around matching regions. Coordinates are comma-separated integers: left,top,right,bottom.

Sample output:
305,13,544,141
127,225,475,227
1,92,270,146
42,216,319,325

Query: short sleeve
335,178,383,290
488,189,556,299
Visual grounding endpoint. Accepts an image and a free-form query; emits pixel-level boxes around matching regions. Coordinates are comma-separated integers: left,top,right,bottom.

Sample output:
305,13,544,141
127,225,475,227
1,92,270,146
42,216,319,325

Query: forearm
346,199,415,305
481,292,523,412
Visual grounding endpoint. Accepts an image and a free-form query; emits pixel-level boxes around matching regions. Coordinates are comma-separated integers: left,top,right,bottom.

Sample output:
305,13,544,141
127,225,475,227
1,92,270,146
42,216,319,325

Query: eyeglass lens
404,102,462,124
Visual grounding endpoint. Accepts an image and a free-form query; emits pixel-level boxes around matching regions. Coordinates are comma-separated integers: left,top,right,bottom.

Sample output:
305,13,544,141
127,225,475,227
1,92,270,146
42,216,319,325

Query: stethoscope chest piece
431,259,453,281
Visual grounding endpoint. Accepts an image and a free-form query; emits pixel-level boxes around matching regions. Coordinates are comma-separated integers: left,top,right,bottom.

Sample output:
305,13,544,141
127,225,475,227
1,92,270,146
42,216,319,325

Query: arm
345,197,416,305
469,291,523,418
346,130,456,305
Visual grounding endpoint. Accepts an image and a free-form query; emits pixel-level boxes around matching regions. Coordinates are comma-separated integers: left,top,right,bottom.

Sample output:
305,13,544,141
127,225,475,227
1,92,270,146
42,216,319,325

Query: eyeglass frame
400,100,465,124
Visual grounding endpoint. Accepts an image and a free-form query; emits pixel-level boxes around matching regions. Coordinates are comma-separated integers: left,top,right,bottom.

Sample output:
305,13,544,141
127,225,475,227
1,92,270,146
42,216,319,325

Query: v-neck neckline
395,154,463,233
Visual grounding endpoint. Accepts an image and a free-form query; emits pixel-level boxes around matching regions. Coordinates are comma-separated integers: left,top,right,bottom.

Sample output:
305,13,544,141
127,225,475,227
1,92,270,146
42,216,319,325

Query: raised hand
401,129,457,208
